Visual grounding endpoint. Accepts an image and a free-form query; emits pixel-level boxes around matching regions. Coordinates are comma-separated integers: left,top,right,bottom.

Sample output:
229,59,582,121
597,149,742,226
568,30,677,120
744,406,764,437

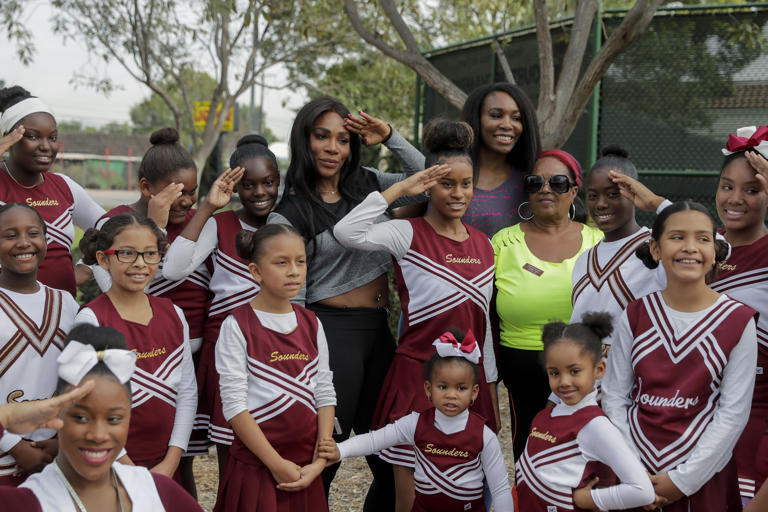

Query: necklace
53,460,126,512
317,189,338,195
2,161,42,188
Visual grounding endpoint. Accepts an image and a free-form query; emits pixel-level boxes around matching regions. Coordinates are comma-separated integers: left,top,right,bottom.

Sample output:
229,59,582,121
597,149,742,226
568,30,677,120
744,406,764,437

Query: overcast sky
0,3,306,141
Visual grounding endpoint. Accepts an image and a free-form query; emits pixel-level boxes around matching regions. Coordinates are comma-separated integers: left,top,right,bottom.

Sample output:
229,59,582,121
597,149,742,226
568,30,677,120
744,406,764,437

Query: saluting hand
147,182,184,228
344,111,391,146
609,171,665,212
746,151,768,197
203,166,245,210
0,125,25,155
0,380,95,434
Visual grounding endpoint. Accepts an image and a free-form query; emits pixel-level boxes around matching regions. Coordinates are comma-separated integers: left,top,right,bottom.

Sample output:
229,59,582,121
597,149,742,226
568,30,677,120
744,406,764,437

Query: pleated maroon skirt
213,444,326,512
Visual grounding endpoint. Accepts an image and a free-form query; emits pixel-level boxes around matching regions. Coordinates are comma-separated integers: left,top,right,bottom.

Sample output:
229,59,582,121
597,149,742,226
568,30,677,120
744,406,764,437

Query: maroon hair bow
723,126,768,157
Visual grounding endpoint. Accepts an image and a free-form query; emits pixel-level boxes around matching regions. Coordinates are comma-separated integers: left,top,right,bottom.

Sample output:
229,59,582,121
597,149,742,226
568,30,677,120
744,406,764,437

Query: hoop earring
569,203,576,220
517,201,533,221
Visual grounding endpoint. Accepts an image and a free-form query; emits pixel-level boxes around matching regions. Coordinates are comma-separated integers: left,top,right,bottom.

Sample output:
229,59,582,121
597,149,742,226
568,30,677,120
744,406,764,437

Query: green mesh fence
419,4,768,217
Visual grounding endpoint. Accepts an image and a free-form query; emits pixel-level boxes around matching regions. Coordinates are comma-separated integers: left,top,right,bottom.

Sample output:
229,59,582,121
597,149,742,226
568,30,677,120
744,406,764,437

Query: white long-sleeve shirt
74,305,198,452
602,298,756,496
338,408,515,512
550,391,655,510
215,309,336,421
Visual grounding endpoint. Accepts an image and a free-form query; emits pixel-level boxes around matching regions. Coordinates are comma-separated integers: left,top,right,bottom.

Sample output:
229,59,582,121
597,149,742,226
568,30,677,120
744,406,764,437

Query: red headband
537,150,583,188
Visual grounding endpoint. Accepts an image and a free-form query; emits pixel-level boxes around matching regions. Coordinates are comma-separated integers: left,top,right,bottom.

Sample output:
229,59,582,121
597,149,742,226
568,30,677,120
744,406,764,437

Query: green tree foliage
5,0,346,179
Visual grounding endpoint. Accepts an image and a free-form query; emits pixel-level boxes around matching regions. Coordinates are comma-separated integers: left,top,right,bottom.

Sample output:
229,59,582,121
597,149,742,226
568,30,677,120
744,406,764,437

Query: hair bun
0,86,32,112
423,119,474,154
236,134,269,149
601,144,629,159
150,127,180,145
579,312,614,341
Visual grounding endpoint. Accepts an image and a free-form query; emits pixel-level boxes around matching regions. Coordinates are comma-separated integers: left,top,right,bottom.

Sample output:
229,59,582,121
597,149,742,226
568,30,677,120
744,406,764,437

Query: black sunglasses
524,174,573,195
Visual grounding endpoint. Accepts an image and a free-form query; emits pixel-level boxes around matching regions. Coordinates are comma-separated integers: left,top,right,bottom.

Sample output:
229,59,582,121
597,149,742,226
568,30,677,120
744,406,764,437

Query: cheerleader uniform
213,303,336,512
95,205,213,454
0,284,78,486
0,169,104,296
602,292,758,511
516,390,653,511
336,407,514,511
333,191,498,468
12,462,203,511
74,294,197,475
710,232,768,501
163,209,259,446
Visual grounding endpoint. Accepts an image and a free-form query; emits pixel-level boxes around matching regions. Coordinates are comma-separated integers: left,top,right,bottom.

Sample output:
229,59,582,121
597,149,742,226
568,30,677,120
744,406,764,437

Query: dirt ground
193,383,517,511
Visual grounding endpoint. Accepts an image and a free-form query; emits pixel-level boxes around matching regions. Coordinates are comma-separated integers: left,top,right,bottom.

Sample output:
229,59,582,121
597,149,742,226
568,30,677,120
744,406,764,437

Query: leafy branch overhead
343,0,668,150
8,0,346,177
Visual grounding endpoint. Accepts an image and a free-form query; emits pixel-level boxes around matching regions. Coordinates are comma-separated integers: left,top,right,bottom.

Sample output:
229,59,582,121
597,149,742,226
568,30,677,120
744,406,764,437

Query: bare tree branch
551,0,598,123
534,0,555,126
544,0,666,148
344,0,467,108
492,39,515,84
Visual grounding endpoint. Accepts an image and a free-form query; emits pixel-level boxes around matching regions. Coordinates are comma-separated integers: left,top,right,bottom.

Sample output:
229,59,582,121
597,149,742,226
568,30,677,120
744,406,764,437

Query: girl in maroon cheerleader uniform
516,313,654,511
602,202,758,511
75,213,197,484
162,135,279,476
334,119,501,512
319,329,515,512
213,224,335,512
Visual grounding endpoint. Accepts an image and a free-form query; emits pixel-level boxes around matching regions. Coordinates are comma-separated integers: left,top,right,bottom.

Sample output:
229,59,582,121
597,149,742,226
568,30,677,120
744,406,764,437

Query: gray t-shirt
267,129,424,305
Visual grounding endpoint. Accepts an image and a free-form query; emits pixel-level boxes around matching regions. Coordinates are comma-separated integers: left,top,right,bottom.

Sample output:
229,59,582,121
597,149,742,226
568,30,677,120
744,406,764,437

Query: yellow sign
193,101,234,132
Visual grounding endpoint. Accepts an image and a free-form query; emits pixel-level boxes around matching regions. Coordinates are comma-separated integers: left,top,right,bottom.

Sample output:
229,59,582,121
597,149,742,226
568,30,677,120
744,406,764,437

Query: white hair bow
57,341,137,386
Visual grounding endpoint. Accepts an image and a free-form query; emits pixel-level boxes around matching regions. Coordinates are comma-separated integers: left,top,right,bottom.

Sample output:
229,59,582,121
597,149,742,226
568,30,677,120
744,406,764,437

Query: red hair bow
434,330,480,364
723,126,768,157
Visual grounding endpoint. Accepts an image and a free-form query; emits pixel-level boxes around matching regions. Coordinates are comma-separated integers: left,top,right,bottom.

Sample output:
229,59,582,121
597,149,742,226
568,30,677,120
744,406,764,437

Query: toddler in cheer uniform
319,329,515,512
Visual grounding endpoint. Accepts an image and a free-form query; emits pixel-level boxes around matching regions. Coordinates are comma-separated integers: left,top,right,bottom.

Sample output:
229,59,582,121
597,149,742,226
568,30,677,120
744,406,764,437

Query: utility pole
249,25,258,132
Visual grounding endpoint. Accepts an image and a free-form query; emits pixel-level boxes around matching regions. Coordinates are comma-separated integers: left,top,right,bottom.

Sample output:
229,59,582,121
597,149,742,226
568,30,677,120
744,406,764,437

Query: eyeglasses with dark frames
102,249,162,264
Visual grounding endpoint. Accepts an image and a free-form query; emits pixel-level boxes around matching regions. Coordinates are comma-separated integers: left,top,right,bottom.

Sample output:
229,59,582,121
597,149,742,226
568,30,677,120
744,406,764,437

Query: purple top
464,172,526,238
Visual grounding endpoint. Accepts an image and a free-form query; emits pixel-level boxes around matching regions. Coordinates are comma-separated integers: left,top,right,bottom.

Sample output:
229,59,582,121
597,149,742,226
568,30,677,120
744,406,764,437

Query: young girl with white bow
11,324,203,511
319,329,515,512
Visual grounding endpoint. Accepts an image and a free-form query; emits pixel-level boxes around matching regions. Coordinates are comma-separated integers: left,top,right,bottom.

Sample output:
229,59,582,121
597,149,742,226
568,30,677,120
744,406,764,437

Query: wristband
382,124,393,144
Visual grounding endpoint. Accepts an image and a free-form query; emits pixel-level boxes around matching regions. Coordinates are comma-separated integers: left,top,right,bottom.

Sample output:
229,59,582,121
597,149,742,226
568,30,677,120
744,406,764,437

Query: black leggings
497,345,551,461
308,303,396,512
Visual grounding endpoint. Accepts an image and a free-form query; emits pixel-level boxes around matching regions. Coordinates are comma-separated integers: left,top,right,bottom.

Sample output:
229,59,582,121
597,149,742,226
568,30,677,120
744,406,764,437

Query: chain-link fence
418,4,768,225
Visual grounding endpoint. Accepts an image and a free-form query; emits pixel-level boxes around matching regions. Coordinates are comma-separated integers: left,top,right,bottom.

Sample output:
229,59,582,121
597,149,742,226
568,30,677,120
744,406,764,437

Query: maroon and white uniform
516,390,653,511
710,232,768,500
571,228,666,339
603,292,757,510
336,407,515,511
213,304,335,512
15,461,203,511
94,205,213,454
95,205,212,346
75,294,197,469
333,191,498,467
163,209,260,445
0,284,78,486
0,170,104,296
